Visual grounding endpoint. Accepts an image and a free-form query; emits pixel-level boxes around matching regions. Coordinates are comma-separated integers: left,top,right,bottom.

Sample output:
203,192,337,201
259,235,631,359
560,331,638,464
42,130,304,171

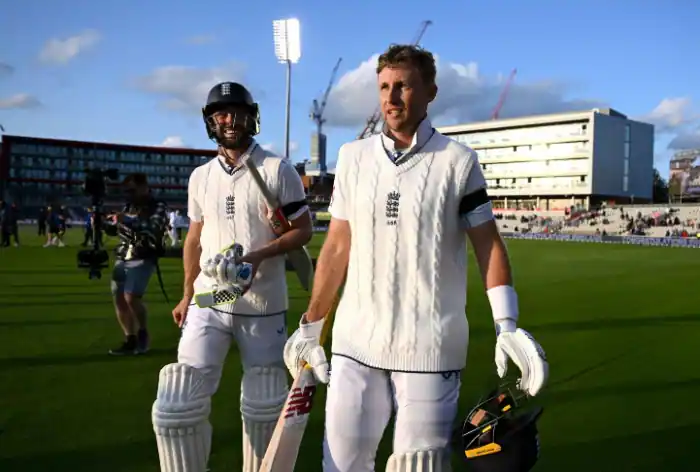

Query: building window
624,142,630,159
623,175,629,192
625,124,631,142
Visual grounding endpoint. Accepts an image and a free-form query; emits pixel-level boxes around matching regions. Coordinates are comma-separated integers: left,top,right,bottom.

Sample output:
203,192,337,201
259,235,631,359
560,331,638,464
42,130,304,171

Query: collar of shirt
217,139,258,175
380,117,434,164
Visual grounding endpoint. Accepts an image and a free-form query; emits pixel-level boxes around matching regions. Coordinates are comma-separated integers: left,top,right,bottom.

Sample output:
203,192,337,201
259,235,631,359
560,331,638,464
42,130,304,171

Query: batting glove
201,253,253,289
495,328,549,396
283,315,330,384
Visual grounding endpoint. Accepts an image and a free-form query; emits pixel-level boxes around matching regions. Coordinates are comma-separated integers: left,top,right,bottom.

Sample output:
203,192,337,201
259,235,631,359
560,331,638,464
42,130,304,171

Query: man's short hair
123,172,148,187
376,44,437,86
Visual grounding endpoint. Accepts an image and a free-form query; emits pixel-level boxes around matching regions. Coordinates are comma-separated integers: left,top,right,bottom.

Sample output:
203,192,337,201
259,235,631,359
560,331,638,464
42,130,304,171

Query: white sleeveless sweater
330,132,483,372
189,147,288,315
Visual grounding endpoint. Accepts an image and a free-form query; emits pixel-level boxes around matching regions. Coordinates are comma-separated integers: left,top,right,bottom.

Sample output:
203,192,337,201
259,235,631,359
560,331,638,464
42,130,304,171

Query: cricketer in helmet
202,81,260,155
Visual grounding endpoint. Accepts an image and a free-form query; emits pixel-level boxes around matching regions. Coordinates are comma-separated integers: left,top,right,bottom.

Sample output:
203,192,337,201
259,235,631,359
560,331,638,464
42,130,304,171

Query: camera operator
104,172,168,356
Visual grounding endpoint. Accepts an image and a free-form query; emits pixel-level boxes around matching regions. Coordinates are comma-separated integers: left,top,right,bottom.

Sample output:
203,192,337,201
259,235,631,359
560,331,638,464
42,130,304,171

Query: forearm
473,234,513,290
252,226,312,261
182,238,202,299
305,242,348,323
469,223,518,333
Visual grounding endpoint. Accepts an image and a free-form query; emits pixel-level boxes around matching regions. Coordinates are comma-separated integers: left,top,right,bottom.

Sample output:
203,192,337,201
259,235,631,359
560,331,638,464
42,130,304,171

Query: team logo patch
385,191,400,226
225,195,235,220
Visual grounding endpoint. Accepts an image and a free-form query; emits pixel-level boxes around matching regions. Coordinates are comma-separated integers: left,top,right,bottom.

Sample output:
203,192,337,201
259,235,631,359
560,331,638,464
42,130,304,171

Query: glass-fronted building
0,134,217,216
437,108,654,211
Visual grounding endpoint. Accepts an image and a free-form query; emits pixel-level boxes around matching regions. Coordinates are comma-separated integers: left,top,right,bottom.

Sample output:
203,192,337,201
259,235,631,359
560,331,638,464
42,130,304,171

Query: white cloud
638,97,697,134
636,97,700,151
0,62,14,77
135,62,248,113
322,54,605,129
186,34,216,45
668,126,700,150
39,29,101,65
160,136,187,148
0,93,41,109
261,141,299,156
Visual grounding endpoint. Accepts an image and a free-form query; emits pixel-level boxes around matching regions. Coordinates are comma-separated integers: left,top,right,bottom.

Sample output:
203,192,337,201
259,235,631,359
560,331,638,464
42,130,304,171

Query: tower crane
310,57,343,136
356,20,433,140
306,57,342,177
490,68,517,120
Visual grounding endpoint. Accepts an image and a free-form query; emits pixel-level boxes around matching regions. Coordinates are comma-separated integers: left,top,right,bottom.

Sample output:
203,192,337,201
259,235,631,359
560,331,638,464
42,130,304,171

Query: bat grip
273,208,288,225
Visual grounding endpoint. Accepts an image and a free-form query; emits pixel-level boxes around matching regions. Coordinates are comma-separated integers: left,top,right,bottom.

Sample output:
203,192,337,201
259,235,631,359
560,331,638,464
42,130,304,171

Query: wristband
486,285,519,334
300,313,325,339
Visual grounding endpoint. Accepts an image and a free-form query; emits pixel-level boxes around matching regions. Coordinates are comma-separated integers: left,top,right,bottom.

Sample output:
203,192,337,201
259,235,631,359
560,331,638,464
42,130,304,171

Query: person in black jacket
104,173,168,356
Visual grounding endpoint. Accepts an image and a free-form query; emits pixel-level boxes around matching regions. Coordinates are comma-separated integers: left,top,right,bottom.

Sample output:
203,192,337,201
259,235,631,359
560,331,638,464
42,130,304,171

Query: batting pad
240,366,289,472
385,449,452,472
152,363,212,472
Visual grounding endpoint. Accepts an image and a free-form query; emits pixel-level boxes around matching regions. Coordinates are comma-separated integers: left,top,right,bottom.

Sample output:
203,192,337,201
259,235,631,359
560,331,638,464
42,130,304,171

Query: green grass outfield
0,227,698,471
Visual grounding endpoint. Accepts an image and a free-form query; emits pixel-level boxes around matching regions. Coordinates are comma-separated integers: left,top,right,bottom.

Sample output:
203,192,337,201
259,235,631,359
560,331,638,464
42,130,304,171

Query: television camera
76,167,119,279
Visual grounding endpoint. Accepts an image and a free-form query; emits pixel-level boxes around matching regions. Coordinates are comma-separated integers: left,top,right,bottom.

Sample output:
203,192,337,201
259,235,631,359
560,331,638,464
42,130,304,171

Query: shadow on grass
542,377,700,405
467,312,699,339
0,347,177,370
1,421,698,472
535,423,700,472
0,317,112,328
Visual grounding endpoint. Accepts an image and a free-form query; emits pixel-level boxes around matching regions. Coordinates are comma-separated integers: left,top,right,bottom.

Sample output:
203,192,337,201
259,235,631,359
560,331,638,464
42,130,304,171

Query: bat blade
258,366,319,472
243,158,315,292
287,247,314,292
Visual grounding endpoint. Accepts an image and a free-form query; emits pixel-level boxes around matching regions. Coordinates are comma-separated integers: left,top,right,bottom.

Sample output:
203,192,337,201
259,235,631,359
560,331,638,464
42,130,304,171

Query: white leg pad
385,449,452,472
152,363,212,472
240,365,289,472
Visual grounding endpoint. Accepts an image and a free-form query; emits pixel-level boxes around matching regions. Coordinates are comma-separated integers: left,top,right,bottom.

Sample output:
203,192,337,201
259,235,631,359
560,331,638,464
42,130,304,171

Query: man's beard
218,126,249,150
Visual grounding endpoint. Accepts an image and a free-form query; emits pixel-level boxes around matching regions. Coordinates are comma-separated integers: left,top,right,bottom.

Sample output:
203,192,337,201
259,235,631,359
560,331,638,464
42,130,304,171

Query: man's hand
265,206,288,236
238,250,264,283
283,315,329,383
495,328,549,396
172,297,191,327
201,248,253,290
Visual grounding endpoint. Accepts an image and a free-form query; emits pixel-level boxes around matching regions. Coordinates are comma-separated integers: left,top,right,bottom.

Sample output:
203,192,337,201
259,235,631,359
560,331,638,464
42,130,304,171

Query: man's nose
388,86,402,104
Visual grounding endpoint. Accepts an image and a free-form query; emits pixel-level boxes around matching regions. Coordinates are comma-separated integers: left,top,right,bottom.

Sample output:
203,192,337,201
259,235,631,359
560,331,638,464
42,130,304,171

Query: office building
0,134,217,215
437,108,654,210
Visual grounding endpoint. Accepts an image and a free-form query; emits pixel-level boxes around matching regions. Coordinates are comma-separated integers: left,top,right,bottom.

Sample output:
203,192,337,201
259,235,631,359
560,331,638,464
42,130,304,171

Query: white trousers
177,304,288,397
323,355,461,472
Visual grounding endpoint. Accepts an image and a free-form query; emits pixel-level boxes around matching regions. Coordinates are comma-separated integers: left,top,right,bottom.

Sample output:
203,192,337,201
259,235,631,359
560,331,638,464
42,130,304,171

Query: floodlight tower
273,18,301,159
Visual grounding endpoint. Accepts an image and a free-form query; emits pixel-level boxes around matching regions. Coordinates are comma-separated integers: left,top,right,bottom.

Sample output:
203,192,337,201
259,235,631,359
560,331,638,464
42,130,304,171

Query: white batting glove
201,253,253,289
495,328,549,396
201,254,223,279
283,315,329,384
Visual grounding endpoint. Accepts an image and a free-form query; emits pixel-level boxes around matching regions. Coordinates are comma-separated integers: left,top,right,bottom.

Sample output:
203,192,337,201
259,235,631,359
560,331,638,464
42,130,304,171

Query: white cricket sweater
329,130,487,372
188,144,304,315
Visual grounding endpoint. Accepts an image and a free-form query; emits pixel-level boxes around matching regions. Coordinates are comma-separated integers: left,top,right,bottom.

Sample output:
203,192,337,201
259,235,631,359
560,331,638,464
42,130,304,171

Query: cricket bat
243,159,314,292
258,300,337,472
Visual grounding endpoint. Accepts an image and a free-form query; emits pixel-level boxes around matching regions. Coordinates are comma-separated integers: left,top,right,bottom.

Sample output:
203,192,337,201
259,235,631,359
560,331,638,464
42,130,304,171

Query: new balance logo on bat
284,385,316,419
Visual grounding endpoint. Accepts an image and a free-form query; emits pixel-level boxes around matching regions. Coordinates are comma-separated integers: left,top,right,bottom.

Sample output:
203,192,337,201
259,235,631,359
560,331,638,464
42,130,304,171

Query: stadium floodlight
273,18,301,64
272,18,302,159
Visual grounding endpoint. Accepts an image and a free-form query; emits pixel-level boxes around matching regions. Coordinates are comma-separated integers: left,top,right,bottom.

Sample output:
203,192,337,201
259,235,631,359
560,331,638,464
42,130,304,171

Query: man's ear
428,83,438,103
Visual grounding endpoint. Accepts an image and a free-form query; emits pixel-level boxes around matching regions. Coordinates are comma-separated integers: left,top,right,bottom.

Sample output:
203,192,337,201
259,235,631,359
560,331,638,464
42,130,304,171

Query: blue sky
1,0,699,179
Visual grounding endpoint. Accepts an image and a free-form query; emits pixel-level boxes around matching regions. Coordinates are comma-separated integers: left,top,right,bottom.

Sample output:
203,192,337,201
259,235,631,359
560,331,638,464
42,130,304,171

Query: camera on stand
77,168,119,279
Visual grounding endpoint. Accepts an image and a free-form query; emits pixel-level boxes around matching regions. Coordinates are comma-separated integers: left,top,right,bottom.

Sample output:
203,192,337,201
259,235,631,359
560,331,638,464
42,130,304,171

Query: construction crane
357,20,433,140
306,58,342,178
490,68,517,120
310,57,343,136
